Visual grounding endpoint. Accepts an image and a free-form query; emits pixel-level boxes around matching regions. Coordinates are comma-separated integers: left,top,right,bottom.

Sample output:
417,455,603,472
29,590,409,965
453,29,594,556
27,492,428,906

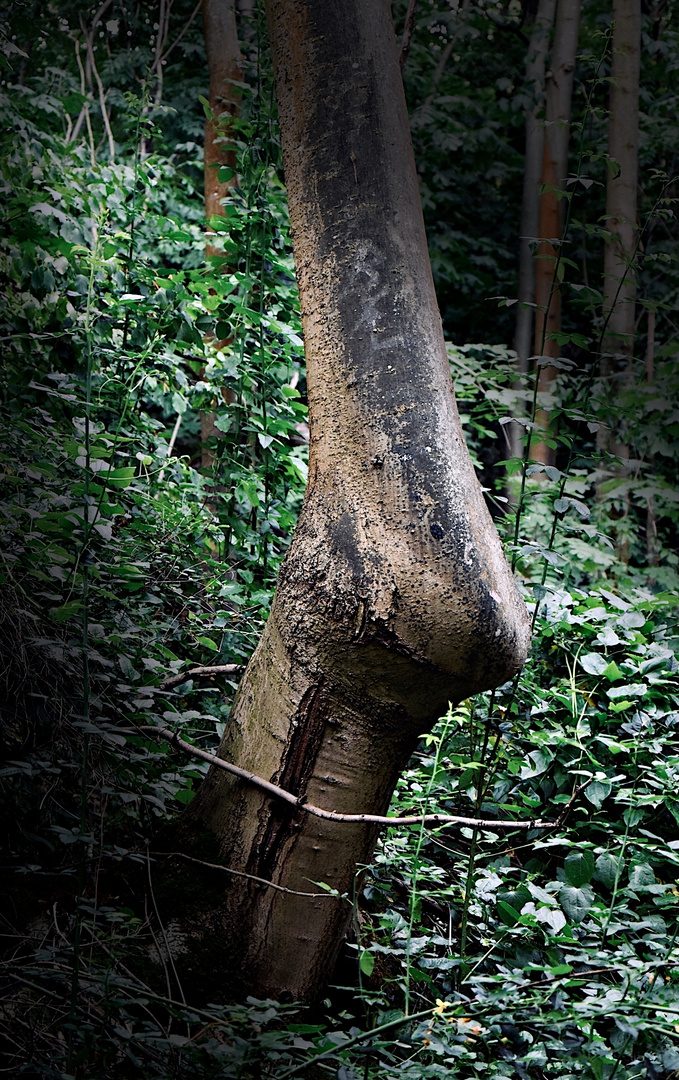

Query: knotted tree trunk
167,0,530,1004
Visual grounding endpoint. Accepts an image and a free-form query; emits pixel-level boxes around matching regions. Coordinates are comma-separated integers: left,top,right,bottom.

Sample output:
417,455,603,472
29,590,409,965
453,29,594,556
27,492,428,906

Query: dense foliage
1,1,679,1079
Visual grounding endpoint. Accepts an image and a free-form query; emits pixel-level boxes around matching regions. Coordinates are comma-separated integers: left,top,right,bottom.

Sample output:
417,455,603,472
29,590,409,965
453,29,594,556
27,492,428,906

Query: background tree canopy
1,0,679,1077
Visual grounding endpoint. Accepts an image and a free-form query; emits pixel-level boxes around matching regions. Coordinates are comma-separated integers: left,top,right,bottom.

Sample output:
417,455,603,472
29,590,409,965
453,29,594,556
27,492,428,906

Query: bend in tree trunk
166,0,531,1004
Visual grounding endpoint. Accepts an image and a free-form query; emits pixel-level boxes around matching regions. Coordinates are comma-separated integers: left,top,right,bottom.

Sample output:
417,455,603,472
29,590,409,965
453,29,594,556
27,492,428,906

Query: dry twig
142,726,558,831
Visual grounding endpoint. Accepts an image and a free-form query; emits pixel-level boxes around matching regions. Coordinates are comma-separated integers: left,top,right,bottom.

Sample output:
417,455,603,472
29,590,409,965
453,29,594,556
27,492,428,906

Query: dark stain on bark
278,678,329,797
331,510,365,582
247,678,328,884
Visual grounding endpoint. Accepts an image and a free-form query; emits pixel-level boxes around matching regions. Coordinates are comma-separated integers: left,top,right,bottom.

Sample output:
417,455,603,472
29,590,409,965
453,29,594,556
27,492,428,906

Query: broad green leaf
559,885,594,923
580,652,607,676
584,780,612,809
564,850,594,887
594,852,623,889
628,863,655,890
359,950,375,976
51,600,81,623
497,885,530,912
497,900,521,927
607,683,647,699
603,661,624,682
196,636,219,652
107,466,136,490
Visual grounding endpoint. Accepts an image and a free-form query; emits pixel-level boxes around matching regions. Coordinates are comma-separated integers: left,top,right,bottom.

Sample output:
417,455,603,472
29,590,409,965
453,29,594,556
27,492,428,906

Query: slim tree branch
399,0,419,70
141,725,557,830
160,663,243,688
154,851,347,898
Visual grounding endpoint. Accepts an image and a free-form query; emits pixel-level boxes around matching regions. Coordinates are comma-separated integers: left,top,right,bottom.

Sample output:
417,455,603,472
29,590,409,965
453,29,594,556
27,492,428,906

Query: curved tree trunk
167,0,530,1005
532,0,580,466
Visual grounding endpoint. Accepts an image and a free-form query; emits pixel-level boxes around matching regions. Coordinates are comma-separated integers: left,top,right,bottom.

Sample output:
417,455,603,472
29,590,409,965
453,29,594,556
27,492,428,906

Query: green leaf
603,661,624,682
607,683,647,700
594,852,623,890
107,466,136,490
497,885,530,911
497,900,521,927
564,849,594,887
584,780,612,809
559,885,594,923
51,600,82,623
580,652,607,676
359,950,375,976
628,863,655,890
195,636,219,652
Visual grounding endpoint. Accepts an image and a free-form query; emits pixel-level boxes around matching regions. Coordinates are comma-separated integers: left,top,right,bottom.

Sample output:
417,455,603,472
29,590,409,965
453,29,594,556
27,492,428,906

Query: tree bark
202,0,242,227
532,0,581,466
598,0,641,451
515,0,558,374
200,0,242,467
511,0,557,466
594,0,641,565
167,0,530,1005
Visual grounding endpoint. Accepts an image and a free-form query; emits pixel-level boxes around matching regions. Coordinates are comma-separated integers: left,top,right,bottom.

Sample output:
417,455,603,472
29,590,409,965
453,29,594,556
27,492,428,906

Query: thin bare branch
399,0,419,71
159,0,202,66
161,663,244,689
155,851,347,898
142,726,556,831
86,37,115,161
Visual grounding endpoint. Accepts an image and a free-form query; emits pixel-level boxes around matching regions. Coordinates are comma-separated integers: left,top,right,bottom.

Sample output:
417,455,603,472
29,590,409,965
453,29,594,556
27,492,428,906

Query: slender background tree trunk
164,0,530,1004
200,0,242,468
515,0,558,375
595,0,641,561
532,0,581,466
511,0,557,466
598,0,641,451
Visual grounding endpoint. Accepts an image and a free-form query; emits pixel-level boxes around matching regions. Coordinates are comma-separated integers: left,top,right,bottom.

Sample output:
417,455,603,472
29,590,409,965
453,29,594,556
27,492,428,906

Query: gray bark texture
166,0,531,1004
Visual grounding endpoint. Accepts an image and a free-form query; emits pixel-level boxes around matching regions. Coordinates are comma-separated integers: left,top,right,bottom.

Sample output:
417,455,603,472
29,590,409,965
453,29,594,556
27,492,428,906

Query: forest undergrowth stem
66,206,100,1076
403,713,452,1016
458,720,502,971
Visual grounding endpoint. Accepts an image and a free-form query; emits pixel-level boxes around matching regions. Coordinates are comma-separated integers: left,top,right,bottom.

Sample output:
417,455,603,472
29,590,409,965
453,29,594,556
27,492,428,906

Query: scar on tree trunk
158,0,531,1005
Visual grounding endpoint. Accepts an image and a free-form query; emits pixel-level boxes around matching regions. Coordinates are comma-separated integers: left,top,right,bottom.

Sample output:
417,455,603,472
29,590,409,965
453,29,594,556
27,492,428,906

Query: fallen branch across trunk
161,664,244,690
140,725,578,831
